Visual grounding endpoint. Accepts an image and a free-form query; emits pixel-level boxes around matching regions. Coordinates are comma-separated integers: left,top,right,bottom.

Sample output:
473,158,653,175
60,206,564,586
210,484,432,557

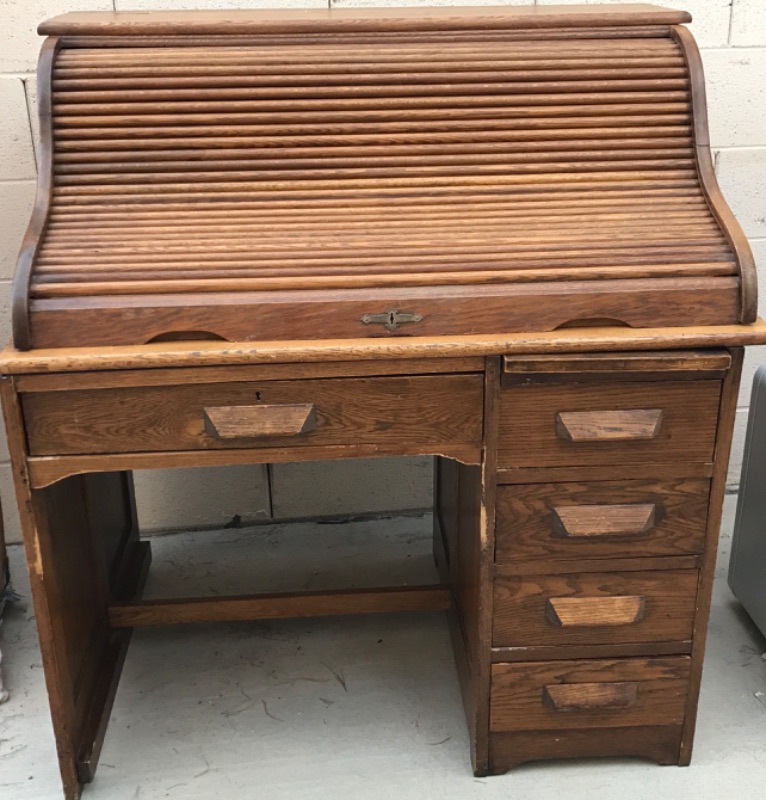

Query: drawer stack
488,351,732,772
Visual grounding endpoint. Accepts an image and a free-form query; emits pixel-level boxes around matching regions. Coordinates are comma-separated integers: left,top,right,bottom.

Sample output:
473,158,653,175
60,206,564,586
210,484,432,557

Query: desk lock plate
361,308,424,331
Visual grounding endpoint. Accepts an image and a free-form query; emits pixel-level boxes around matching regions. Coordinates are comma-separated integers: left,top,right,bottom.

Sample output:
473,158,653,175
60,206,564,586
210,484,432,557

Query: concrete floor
1,498,765,800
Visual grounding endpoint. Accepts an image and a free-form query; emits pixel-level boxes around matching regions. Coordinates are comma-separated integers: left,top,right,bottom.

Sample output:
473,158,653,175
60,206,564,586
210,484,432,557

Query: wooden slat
14,23,753,347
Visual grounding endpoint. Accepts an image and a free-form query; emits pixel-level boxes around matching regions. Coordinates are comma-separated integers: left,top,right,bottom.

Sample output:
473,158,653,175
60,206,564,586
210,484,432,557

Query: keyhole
255,391,262,401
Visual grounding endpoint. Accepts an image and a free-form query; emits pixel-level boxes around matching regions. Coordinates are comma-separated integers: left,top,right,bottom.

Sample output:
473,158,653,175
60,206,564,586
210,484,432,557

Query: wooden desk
3,5,766,797
2,326,763,798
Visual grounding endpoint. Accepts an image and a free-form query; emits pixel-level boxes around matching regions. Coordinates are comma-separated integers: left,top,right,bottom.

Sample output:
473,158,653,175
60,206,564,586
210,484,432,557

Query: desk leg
2,372,148,800
434,357,499,777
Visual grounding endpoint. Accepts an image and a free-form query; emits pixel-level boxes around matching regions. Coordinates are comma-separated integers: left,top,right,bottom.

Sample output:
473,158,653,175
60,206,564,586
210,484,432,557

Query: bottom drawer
490,656,690,733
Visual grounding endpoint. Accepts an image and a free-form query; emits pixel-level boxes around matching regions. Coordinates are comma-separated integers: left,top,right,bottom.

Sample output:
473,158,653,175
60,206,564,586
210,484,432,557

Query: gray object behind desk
729,363,766,637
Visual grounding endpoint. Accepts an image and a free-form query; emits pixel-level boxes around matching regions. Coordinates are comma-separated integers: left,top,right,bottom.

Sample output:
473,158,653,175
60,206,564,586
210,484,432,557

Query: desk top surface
2,322,765,375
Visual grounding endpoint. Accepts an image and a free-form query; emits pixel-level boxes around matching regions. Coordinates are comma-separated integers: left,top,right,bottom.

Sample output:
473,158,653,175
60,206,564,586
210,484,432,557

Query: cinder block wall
1,0,765,542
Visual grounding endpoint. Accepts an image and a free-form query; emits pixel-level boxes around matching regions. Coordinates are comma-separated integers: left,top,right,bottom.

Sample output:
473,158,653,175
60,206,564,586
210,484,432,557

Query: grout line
699,45,766,51
265,463,275,519
713,145,766,153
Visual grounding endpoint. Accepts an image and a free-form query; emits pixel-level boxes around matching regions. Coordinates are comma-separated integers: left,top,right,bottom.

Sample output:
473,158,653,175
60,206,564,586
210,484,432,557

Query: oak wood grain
3,323,766,375
203,402,317,439
551,502,656,538
109,585,450,627
498,379,721,468
495,478,710,561
22,374,483,456
555,408,663,442
490,656,691,732
493,570,698,647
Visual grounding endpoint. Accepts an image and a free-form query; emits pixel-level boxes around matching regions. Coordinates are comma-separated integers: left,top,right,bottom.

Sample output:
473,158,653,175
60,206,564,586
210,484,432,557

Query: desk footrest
108,584,451,627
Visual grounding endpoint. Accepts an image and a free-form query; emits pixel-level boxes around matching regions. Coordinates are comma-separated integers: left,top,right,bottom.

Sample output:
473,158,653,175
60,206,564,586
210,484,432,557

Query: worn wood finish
109,585,450,627
39,7,693,37
544,595,646,627
679,346,744,763
489,724,684,772
1,6,760,795
555,408,663,442
203,402,317,439
26,442,484,491
495,478,710,561
12,37,60,351
12,7,756,348
498,461,715,484
671,25,757,323
491,640,692,663
502,349,731,381
3,323,766,376
0,378,147,798
22,374,483,456
493,570,698,647
498,378,721,468
13,356,484,392
543,680,640,711
490,656,690,732
26,279,741,349
551,502,657,538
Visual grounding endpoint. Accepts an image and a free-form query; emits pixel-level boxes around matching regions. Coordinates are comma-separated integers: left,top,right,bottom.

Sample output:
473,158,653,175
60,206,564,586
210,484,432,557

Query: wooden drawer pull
543,681,639,712
203,403,317,439
555,409,663,442
545,595,646,627
551,503,656,538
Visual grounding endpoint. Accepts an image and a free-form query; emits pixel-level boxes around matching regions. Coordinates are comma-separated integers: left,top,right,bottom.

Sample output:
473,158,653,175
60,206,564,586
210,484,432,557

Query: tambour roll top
13,4,756,350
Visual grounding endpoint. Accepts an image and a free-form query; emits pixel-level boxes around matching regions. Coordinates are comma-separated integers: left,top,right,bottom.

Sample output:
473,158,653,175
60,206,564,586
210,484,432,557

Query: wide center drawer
22,374,484,455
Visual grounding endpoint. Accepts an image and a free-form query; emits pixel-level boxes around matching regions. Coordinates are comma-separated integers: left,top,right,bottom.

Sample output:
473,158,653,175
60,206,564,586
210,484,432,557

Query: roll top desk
2,6,765,798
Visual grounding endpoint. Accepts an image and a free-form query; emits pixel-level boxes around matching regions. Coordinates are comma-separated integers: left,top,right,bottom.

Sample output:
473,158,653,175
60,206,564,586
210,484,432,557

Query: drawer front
490,656,691,732
493,570,697,647
495,478,710,562
22,374,483,455
498,380,721,468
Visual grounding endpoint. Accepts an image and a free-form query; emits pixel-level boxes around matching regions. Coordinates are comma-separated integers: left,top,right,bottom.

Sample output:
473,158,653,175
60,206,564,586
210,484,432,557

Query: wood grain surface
12,10,755,348
490,656,691,732
495,477,710,561
22,374,483,455
498,379,721,468
492,569,698,647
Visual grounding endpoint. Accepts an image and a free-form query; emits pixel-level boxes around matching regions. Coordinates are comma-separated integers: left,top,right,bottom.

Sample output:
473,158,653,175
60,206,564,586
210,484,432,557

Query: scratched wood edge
26,442,483,490
0,377,82,799
11,37,59,352
679,346,744,764
2,322,766,375
38,6,692,37
671,25,758,324
471,355,501,776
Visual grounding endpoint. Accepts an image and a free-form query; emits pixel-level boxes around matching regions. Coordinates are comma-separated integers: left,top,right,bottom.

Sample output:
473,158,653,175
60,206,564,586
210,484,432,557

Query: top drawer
498,354,725,469
22,374,483,456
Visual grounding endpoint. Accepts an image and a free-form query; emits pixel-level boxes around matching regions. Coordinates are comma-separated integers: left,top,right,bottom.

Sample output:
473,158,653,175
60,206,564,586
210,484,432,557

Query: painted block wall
1,0,765,542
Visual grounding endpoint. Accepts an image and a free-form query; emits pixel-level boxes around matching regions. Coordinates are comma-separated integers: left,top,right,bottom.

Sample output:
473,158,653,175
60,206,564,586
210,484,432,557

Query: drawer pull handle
204,403,317,439
552,503,656,538
545,595,646,627
555,409,663,442
543,682,639,712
